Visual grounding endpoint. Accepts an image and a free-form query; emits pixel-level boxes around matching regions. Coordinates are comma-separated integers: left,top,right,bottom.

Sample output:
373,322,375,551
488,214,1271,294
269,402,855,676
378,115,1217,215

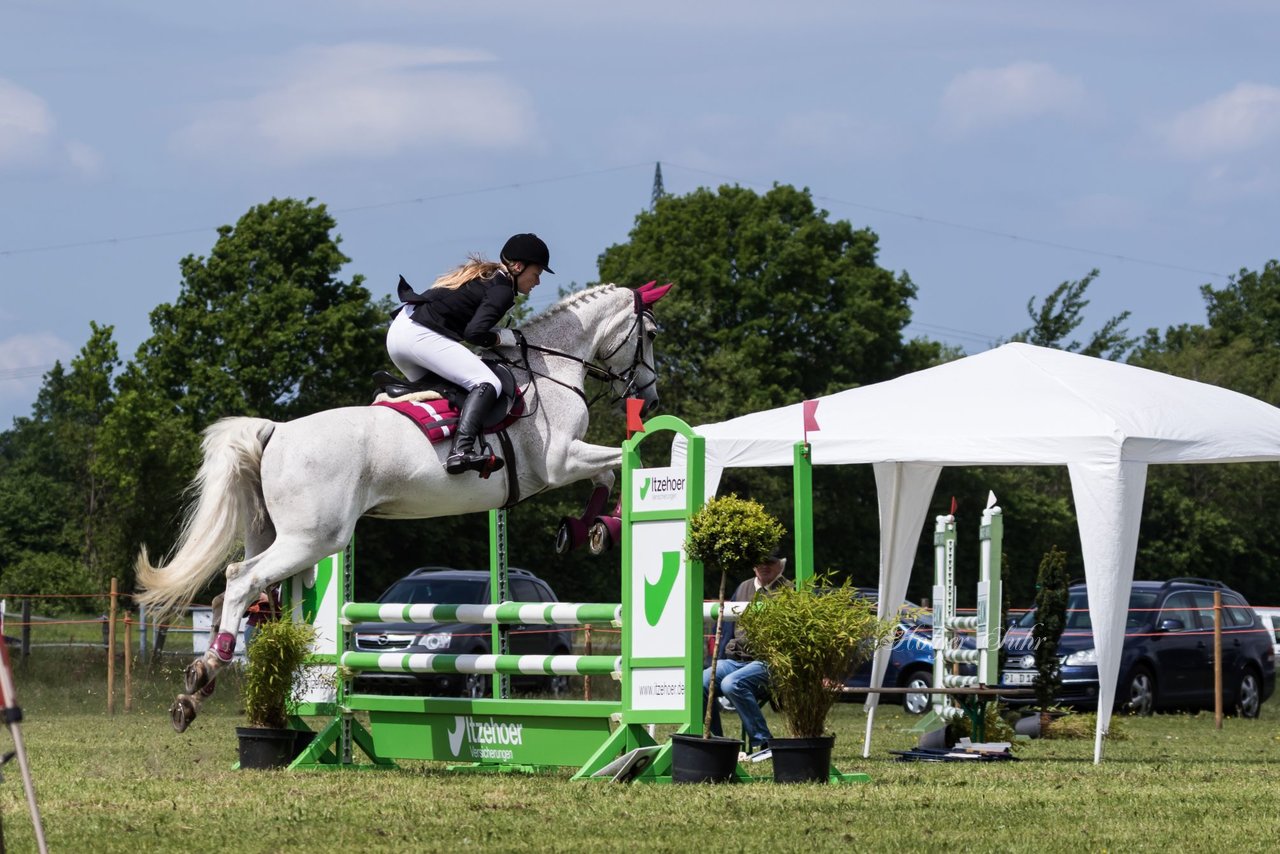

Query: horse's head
595,281,672,418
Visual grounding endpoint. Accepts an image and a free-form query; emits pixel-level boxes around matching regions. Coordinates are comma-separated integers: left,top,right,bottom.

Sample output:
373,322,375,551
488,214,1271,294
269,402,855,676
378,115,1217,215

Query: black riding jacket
397,271,516,347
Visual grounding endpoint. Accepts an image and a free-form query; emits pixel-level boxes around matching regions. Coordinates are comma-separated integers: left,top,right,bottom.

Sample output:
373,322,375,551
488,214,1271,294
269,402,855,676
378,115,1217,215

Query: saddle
372,360,519,430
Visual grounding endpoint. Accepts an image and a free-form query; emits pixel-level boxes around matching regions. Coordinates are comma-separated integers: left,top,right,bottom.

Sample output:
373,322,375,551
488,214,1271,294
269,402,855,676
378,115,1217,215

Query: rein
495,309,656,414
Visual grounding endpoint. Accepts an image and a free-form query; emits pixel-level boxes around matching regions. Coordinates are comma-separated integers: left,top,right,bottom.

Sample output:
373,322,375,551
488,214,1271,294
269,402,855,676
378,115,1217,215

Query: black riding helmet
501,233,554,274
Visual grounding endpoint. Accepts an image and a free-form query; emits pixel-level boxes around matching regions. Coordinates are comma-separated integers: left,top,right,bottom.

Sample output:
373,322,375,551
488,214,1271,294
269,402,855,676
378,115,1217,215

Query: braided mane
520,284,624,334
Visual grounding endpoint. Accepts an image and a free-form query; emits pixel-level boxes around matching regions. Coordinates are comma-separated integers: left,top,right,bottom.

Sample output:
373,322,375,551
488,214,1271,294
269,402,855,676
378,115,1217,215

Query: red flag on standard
803,399,820,444
626,398,645,436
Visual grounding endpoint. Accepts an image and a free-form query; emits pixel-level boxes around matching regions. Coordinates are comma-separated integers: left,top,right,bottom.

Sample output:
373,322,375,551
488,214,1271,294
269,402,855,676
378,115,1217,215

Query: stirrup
446,449,505,477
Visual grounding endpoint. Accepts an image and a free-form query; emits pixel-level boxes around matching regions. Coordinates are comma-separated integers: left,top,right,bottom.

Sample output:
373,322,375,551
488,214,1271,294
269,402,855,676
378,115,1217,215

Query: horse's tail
135,417,277,618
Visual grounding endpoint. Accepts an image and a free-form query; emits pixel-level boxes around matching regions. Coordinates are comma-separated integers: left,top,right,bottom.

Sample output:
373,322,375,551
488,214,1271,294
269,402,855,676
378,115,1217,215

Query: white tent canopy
681,342,1280,762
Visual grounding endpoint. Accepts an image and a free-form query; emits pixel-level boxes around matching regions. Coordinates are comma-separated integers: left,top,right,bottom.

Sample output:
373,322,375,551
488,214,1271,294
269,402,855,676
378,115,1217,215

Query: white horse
136,282,671,730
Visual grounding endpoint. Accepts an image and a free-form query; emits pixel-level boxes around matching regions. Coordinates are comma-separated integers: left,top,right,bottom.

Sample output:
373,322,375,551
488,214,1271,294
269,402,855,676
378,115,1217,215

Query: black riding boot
446,383,505,475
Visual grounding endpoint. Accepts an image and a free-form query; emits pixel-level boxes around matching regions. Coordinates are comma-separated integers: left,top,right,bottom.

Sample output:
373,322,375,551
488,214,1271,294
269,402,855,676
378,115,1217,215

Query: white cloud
1162,82,1280,159
0,78,55,163
172,42,539,166
0,78,103,176
939,62,1089,136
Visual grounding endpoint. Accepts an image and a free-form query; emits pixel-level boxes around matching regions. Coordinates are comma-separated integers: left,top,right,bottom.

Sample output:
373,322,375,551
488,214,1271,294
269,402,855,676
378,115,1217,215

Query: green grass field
2,650,1277,853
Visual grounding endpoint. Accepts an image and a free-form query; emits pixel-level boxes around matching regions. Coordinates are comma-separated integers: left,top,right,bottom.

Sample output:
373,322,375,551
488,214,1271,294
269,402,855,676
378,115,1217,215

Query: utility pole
650,161,665,212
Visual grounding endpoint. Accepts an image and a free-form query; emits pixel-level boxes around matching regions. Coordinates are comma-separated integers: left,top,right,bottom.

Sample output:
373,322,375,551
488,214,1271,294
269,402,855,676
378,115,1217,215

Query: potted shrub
236,616,316,769
675,494,784,783
739,577,894,782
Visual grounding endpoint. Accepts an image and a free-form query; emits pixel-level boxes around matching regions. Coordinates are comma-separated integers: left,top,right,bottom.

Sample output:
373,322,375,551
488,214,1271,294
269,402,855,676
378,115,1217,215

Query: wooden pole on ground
107,577,118,716
1213,589,1223,730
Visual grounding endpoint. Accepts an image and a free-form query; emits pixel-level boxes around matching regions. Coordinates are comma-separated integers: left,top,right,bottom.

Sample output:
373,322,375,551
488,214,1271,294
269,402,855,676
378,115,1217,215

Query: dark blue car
1000,578,1276,716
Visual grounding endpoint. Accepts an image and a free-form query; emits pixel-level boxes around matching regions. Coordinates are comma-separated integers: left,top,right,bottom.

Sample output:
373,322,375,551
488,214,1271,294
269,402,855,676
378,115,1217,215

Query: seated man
702,550,791,753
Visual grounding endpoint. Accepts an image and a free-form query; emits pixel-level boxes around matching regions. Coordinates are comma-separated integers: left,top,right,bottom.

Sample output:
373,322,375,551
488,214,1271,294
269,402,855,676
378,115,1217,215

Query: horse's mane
519,284,624,334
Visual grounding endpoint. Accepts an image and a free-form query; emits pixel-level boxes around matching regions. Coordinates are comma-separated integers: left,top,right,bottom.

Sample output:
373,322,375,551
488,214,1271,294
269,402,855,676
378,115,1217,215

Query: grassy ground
2,650,1277,853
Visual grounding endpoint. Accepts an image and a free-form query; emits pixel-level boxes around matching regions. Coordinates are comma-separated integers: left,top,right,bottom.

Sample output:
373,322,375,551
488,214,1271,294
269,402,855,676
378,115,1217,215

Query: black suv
1001,578,1276,716
352,567,574,698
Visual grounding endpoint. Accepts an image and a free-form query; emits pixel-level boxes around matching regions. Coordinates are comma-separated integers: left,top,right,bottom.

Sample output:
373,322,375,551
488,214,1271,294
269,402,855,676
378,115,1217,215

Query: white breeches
386,307,500,390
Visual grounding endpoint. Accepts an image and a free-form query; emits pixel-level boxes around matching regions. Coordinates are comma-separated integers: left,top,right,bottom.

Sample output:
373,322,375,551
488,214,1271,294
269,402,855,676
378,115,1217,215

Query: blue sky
3,1,1279,426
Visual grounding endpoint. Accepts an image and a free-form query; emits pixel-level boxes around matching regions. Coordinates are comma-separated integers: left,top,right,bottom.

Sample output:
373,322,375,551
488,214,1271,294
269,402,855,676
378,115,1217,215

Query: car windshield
1014,589,1161,630
377,578,486,605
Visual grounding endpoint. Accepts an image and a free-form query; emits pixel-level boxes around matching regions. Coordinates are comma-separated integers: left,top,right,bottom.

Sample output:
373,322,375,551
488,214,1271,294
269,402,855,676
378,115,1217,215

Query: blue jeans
702,659,773,750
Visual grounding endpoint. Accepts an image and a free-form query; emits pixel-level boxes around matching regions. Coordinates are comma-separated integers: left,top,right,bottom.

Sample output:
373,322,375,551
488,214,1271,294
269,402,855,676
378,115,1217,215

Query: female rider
387,233,552,475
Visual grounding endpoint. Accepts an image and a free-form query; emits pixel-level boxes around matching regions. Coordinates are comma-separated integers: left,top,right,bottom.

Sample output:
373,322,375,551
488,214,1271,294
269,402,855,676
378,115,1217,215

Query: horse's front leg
552,442,622,554
554,440,621,489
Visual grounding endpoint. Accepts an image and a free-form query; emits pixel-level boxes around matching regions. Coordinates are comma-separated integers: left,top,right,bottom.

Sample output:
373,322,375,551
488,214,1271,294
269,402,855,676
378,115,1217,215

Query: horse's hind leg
171,525,281,733
183,534,343,692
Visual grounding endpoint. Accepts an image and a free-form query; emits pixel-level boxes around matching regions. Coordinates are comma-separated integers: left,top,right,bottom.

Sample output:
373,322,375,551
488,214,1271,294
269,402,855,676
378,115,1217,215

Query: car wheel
901,668,933,715
1123,666,1156,715
1234,668,1262,719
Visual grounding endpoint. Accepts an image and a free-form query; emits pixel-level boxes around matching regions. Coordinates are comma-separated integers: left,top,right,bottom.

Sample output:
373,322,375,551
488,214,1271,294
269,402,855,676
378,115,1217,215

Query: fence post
107,577,118,716
1213,589,1223,730
21,599,32,661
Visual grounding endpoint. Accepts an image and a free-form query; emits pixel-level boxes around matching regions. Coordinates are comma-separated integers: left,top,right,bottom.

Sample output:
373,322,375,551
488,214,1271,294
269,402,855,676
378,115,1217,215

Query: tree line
2,188,1278,612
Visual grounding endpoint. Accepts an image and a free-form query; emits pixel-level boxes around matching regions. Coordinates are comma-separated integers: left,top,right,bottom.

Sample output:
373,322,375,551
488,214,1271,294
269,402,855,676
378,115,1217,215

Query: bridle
495,302,657,412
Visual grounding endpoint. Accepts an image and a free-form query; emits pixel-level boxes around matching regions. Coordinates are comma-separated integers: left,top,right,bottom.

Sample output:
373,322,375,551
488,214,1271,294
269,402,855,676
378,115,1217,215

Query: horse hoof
170,695,198,733
588,520,613,555
555,518,586,555
184,659,210,694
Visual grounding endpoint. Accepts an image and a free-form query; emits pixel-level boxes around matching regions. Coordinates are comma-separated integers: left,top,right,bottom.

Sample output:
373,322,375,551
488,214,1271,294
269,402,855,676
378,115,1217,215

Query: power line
662,162,1232,281
906,320,1002,347
0,364,55,382
0,162,654,259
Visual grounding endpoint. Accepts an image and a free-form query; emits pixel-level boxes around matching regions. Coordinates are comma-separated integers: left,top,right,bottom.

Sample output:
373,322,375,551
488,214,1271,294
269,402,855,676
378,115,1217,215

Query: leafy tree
1011,269,1134,359
598,183,938,423
0,323,121,599
131,196,387,426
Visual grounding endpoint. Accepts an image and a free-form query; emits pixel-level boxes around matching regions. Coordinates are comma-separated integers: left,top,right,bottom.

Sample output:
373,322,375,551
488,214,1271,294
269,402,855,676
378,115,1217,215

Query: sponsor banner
631,466,688,512
630,667,688,711
446,714,525,761
629,519,687,660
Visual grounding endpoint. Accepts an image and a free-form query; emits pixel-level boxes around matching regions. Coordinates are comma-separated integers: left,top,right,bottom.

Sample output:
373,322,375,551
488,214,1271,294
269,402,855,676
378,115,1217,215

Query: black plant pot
236,726,298,770
291,728,317,762
770,735,835,784
670,733,741,783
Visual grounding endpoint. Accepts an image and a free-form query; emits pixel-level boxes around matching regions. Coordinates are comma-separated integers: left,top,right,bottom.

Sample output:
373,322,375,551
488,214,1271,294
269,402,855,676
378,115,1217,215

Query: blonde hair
432,253,508,290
